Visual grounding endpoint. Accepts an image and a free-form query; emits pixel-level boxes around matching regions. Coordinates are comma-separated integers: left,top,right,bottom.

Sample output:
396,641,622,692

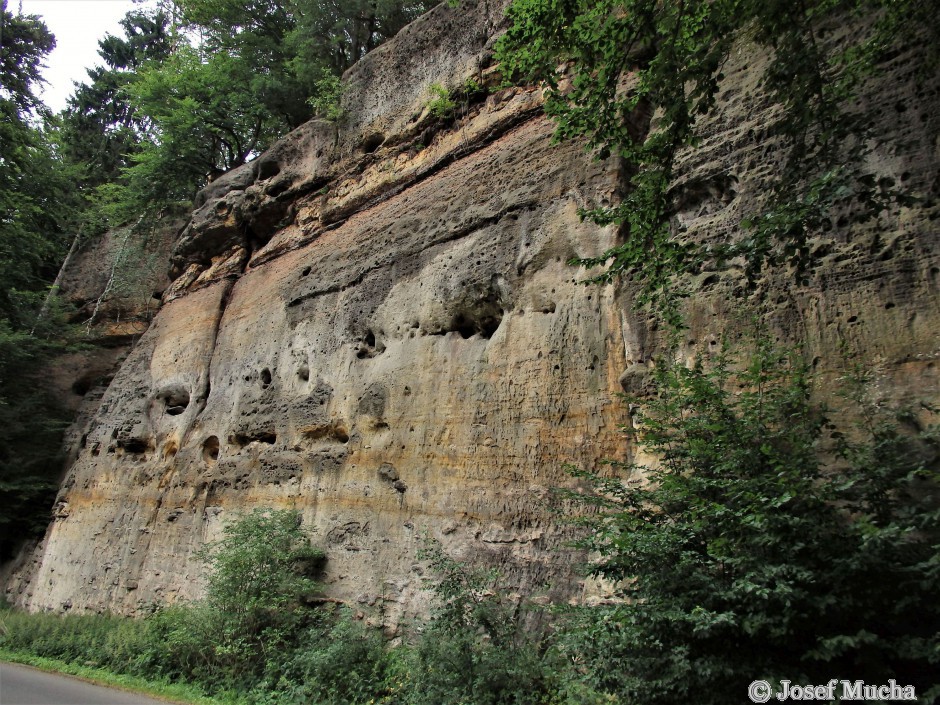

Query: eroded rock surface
7,0,938,624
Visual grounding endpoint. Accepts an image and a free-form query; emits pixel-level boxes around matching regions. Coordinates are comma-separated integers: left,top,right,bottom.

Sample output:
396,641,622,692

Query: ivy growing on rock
495,0,933,320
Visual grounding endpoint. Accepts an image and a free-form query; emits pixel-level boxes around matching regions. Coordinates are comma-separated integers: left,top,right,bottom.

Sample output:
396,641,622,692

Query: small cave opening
438,277,508,340
257,159,281,180
156,386,190,416
260,368,273,389
360,133,384,154
356,330,385,359
119,437,151,454
231,431,277,448
71,375,96,397
448,304,503,340
202,436,220,463
452,313,476,339
165,393,190,416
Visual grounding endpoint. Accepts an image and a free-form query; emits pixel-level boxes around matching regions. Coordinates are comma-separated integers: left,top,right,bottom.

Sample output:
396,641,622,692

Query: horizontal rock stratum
7,0,939,625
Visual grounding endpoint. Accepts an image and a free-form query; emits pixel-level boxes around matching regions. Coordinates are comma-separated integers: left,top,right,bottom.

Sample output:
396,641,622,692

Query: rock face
7,1,939,623
46,219,182,462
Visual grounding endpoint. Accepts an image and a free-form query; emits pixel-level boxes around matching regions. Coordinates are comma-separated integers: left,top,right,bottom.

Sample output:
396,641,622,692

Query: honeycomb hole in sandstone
158,386,191,416
163,440,179,460
432,279,506,339
256,158,280,180
230,431,278,448
118,437,151,454
444,293,504,339
300,421,349,445
356,330,385,359
202,436,220,464
260,368,273,389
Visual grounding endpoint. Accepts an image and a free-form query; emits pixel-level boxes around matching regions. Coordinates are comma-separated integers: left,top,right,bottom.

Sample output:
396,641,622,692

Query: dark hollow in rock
156,386,191,416
432,277,507,339
119,438,151,454
256,158,281,180
449,301,503,339
360,133,385,154
71,375,97,397
203,436,220,463
231,431,278,447
356,330,386,359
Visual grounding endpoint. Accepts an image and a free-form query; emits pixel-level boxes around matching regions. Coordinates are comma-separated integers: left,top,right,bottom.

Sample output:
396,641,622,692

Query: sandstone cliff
7,0,938,626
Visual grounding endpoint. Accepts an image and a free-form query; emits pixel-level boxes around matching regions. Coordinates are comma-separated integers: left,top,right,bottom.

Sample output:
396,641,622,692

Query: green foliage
101,42,278,217
174,0,436,130
285,0,439,80
256,611,400,705
80,0,436,218
562,343,940,704
405,541,562,705
0,648,230,705
192,509,324,680
307,71,344,121
0,608,154,672
0,7,83,559
0,4,55,112
426,78,487,122
0,317,71,556
59,10,173,190
495,0,928,315
427,82,457,119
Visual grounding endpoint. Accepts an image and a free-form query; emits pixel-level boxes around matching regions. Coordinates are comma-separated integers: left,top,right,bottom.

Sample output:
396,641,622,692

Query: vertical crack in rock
193,279,236,424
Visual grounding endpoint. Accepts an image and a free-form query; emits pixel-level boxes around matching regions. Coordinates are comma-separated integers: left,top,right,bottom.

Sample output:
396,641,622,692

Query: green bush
307,73,345,122
140,604,219,684
0,608,151,672
405,542,562,705
10,381,935,705
427,83,457,119
250,610,400,705
564,343,940,704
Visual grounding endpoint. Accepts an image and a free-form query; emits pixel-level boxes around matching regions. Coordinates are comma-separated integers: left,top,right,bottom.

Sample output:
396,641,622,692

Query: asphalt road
0,662,174,705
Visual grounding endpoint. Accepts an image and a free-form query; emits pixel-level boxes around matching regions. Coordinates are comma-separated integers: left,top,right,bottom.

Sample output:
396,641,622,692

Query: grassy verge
0,648,238,705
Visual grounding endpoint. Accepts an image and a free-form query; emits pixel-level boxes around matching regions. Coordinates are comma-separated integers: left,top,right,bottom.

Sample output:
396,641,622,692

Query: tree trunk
31,226,83,335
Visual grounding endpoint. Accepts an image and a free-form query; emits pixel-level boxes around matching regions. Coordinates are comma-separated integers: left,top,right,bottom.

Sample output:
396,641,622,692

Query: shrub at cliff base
141,509,326,689
559,343,940,704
